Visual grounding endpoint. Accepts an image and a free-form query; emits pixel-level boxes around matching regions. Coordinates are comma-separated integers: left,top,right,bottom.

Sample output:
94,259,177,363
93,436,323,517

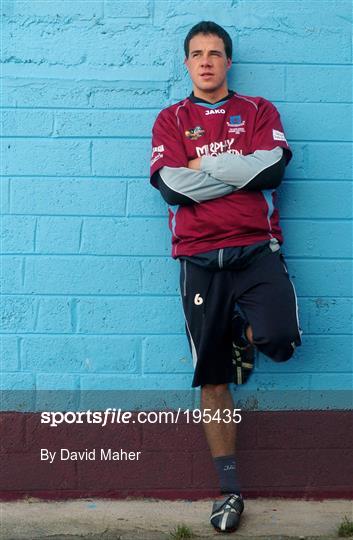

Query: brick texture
0,0,352,500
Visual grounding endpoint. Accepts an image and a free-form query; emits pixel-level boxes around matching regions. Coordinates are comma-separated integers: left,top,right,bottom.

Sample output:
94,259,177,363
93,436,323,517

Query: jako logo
194,293,203,305
205,109,225,115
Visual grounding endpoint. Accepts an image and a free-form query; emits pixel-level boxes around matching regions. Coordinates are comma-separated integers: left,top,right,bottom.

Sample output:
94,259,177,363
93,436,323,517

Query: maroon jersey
150,91,292,258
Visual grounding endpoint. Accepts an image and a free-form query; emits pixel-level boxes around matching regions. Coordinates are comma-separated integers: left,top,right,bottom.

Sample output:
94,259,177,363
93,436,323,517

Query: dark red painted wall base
1,411,352,500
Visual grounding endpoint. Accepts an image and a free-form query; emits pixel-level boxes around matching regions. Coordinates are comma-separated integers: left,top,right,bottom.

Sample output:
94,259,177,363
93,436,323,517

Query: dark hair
184,21,232,59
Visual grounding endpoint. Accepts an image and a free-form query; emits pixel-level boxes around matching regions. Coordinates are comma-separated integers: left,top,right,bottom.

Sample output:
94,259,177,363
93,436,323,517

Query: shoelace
211,495,244,531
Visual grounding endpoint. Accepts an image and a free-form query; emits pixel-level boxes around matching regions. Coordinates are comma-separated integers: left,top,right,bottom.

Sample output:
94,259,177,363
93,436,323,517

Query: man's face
184,33,232,97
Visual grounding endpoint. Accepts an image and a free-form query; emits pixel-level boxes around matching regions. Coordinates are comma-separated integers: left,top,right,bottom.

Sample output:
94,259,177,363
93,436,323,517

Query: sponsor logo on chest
195,138,243,157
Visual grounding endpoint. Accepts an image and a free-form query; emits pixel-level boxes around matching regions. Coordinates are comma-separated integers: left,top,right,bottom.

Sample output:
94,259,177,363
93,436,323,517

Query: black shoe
232,313,255,385
210,493,244,533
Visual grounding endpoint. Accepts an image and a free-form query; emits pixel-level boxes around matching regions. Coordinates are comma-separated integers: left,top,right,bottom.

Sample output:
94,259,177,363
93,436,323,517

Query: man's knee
269,344,295,362
256,328,299,362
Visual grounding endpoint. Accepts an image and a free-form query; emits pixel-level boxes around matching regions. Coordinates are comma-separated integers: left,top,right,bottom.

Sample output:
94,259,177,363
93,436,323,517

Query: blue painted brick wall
1,0,352,409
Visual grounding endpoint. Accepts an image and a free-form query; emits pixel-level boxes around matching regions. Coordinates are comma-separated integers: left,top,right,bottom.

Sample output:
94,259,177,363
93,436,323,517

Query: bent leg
237,252,302,362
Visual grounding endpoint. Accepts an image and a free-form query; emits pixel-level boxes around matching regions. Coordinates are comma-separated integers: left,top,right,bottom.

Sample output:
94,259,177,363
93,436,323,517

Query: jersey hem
173,234,283,259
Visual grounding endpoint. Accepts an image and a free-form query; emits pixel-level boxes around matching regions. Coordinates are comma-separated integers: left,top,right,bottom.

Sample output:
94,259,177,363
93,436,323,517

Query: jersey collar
189,90,235,109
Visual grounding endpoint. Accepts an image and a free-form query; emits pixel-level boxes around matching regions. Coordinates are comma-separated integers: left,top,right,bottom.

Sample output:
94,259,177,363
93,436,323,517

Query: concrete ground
0,498,352,540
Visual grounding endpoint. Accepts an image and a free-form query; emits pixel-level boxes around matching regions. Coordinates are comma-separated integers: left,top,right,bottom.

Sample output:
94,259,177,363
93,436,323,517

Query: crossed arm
153,147,287,206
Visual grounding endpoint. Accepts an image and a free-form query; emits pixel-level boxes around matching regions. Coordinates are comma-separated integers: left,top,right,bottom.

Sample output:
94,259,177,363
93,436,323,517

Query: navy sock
213,454,241,495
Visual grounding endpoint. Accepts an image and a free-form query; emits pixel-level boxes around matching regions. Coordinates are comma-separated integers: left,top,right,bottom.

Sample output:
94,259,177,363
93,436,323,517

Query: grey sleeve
155,146,287,206
200,146,285,189
157,166,233,205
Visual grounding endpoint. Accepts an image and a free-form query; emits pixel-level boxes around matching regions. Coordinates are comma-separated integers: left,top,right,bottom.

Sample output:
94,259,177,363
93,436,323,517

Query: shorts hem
192,378,234,388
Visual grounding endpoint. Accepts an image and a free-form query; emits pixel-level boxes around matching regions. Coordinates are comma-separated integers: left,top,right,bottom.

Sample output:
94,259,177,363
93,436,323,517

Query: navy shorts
179,247,302,388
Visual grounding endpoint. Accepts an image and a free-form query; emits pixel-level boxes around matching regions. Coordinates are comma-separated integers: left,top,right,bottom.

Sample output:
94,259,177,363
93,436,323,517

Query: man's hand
188,157,201,170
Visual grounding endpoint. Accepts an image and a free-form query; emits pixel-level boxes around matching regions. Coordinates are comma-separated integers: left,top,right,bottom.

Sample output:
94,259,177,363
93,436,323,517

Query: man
149,21,302,534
